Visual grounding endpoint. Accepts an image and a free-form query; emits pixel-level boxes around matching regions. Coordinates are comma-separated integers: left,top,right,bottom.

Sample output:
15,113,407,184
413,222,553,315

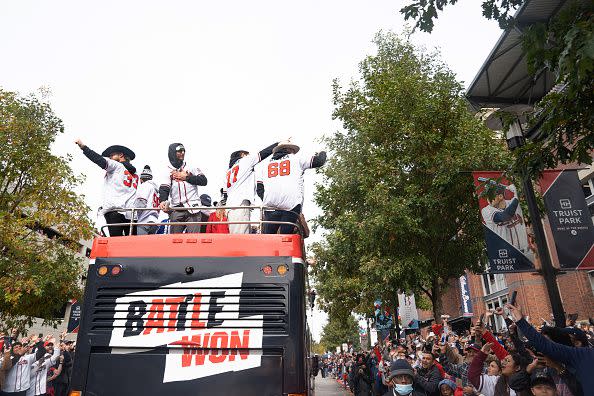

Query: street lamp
503,116,566,327
308,290,317,310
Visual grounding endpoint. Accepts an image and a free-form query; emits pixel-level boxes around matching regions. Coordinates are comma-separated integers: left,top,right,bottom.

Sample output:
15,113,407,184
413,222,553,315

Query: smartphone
3,336,11,349
510,291,518,306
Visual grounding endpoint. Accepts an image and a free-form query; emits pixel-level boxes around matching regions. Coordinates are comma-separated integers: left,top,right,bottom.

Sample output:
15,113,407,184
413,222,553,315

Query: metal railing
99,205,304,237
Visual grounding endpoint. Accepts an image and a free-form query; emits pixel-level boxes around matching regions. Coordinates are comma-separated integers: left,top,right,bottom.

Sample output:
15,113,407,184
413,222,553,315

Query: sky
0,0,503,342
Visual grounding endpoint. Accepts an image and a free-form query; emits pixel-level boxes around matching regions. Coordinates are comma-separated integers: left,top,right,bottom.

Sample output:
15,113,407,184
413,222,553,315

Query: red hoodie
206,212,229,233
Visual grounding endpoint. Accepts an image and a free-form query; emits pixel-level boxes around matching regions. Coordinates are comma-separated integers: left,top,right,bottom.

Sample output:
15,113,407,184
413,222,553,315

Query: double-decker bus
69,208,315,396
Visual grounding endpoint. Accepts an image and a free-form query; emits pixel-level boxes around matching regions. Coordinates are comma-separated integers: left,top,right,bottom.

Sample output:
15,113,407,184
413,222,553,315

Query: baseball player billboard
539,169,594,270
472,172,536,273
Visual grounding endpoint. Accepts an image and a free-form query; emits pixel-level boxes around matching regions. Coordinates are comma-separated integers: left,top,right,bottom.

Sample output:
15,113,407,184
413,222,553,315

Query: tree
319,313,360,352
0,89,93,332
312,32,511,321
401,1,594,177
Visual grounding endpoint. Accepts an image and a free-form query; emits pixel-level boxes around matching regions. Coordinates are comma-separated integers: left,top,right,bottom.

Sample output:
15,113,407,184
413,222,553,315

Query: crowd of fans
317,304,594,396
0,330,75,396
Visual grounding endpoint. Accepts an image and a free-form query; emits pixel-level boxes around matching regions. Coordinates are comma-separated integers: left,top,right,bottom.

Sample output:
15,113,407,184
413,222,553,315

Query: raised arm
481,330,508,360
311,151,327,168
468,344,489,390
493,198,518,223
258,142,279,162
75,140,107,169
507,304,579,367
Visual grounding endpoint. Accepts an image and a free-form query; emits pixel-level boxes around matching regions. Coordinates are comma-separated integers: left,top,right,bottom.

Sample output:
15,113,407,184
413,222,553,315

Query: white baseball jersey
2,347,59,393
225,154,260,206
135,180,159,223
27,352,60,396
162,162,204,208
481,199,529,252
101,159,138,219
260,152,315,211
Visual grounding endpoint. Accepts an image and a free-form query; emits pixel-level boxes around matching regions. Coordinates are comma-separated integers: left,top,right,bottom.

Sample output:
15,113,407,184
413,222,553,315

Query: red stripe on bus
90,234,303,258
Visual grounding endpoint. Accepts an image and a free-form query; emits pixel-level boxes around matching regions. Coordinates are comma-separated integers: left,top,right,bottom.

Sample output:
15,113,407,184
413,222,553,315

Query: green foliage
312,32,511,320
0,89,93,332
516,3,594,176
311,340,326,355
319,314,360,352
400,0,523,33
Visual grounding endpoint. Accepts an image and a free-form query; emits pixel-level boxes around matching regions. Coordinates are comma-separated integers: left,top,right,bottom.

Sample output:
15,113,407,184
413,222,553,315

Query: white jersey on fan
27,353,60,396
260,152,316,211
2,347,59,393
136,180,159,223
102,158,138,219
225,154,261,206
161,163,204,207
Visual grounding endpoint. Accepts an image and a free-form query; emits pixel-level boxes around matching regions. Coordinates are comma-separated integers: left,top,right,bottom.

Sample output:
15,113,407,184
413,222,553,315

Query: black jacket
414,365,441,396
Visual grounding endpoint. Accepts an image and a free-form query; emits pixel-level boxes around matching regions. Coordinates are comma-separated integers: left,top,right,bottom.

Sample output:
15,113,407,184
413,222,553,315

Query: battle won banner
540,169,594,270
473,172,535,273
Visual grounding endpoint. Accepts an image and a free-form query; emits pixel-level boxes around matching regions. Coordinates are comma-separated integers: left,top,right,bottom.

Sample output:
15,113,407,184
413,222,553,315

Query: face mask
393,384,414,395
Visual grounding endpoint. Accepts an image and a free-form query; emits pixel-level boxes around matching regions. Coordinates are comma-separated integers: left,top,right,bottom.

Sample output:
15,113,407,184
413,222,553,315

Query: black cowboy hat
101,145,136,160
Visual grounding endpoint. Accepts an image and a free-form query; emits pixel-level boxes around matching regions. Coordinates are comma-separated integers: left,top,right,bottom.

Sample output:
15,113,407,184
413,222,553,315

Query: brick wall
434,270,594,325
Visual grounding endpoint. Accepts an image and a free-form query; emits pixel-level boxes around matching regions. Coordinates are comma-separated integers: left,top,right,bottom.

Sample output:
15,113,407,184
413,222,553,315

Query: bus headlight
277,264,288,276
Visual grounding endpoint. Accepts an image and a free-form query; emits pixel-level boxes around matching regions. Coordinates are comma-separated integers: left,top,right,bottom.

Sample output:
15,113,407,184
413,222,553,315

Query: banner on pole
473,172,536,273
369,328,378,346
540,169,594,270
459,274,474,317
67,300,81,333
397,293,419,329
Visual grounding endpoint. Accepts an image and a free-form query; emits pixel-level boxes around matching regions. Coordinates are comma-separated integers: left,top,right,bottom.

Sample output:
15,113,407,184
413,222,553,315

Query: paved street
314,375,351,396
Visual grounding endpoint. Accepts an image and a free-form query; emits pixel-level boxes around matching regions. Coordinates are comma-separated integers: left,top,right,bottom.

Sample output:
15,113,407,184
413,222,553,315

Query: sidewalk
314,375,351,395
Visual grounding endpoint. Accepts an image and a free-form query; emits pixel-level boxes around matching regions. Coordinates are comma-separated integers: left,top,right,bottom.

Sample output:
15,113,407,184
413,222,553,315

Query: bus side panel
71,256,307,396
70,260,100,393
84,351,283,395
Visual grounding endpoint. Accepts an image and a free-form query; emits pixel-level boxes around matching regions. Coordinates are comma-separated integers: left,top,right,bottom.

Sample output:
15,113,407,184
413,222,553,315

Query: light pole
506,120,566,327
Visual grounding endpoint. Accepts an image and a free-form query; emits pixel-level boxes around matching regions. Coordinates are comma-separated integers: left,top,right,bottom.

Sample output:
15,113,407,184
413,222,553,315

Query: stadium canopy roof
465,0,569,110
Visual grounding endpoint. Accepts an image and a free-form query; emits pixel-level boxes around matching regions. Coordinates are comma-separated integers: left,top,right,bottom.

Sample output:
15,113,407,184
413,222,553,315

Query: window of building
485,294,509,332
482,273,507,295
589,271,594,295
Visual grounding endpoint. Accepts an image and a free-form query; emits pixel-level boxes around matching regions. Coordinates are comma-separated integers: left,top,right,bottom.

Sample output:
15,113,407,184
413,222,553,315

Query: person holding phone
507,303,593,395
0,341,13,391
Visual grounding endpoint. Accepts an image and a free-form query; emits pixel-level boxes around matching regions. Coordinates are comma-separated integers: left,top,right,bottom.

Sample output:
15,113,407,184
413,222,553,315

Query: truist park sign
108,273,264,383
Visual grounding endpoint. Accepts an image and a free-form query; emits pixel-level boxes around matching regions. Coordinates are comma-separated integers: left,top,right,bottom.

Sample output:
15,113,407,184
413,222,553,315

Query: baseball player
75,139,137,237
134,165,159,235
257,139,326,234
158,143,207,234
223,141,278,234
481,182,530,254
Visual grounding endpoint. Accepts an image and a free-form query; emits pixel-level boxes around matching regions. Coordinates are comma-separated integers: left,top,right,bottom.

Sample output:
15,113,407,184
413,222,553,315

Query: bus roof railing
98,205,305,237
